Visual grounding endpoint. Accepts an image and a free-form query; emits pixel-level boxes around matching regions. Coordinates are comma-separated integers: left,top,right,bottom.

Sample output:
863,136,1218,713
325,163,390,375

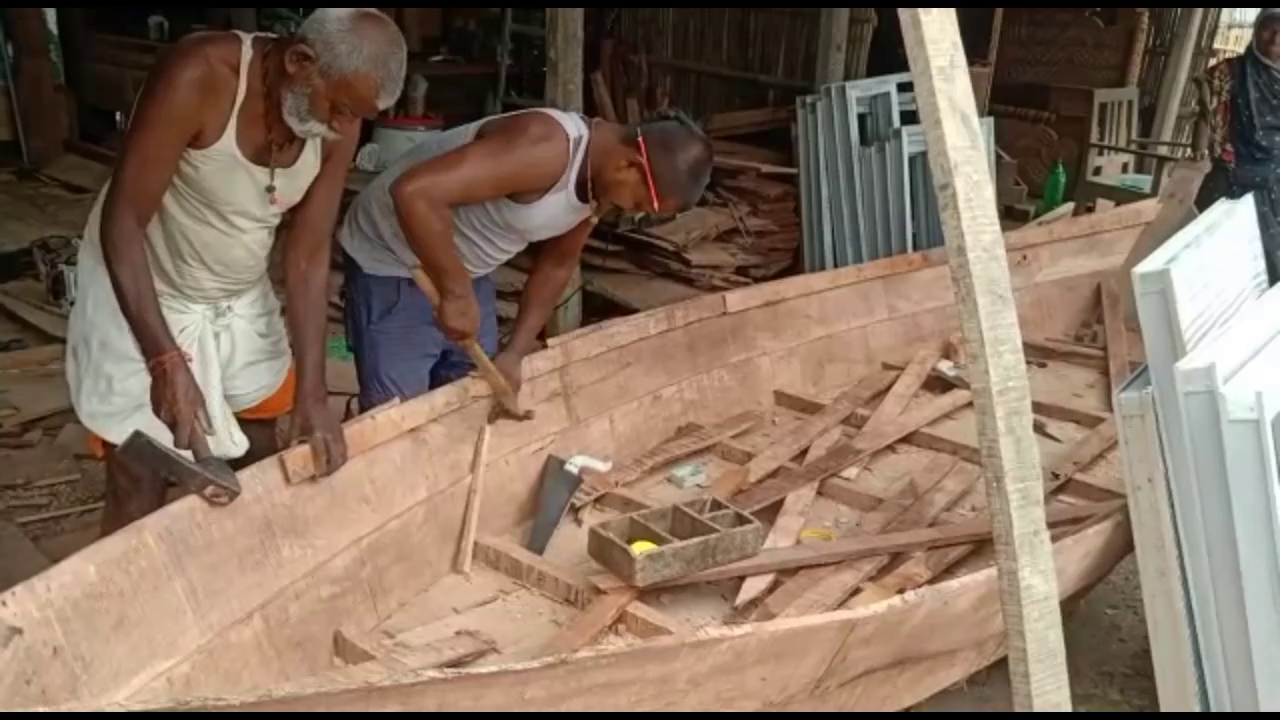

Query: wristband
146,349,191,376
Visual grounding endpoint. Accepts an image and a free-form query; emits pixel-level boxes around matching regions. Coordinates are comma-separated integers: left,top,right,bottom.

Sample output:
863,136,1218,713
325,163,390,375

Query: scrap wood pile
335,332,1131,677
587,173,801,292
585,39,801,294
0,277,104,582
554,336,1125,630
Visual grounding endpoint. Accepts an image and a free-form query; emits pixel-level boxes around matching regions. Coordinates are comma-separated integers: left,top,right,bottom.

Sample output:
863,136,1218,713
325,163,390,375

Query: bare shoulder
134,32,244,144
149,31,237,92
476,110,571,148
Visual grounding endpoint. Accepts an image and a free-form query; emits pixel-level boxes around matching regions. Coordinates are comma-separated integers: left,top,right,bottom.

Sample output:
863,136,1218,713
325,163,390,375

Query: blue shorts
342,252,499,413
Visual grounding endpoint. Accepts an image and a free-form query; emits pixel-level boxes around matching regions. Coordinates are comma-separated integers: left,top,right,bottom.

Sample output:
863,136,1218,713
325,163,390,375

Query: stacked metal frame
796,72,995,271
1116,367,1204,711
1171,285,1280,712
1130,192,1270,711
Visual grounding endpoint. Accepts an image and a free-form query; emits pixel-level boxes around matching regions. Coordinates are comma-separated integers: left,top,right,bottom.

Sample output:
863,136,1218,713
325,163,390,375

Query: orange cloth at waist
87,364,296,459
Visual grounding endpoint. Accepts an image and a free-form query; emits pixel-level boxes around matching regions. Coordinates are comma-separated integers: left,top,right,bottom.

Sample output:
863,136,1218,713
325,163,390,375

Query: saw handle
409,266,530,421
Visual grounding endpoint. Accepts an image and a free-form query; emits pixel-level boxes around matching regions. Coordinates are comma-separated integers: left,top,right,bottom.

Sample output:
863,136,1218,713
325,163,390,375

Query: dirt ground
913,554,1157,712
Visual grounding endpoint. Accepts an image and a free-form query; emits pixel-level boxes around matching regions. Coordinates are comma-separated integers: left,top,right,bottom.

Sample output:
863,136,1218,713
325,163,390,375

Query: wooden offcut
900,7,1071,711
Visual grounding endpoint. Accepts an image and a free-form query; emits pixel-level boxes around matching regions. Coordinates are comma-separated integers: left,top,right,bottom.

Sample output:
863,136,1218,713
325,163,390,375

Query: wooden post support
897,8,1072,712
1151,8,1206,144
814,8,852,88
2,7,67,168
543,8,586,337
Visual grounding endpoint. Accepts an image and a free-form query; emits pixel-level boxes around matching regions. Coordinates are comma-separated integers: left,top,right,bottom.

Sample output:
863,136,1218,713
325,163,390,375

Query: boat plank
94,516,1131,713
734,427,844,608
0,202,1146,711
755,458,974,619
541,589,640,656
708,369,898,497
574,410,765,507
731,390,974,513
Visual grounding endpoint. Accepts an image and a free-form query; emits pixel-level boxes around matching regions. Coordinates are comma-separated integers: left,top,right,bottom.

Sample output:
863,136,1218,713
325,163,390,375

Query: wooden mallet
409,266,533,423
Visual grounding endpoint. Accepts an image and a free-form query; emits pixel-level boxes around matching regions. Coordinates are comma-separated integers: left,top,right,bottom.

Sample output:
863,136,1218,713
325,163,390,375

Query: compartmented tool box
587,498,766,587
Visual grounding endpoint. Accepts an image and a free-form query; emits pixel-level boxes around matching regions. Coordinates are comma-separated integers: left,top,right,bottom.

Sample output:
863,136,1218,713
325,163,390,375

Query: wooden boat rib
0,200,1154,712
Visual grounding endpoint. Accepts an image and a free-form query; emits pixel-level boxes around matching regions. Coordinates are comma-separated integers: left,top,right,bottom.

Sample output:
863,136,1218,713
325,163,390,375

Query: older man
66,8,407,535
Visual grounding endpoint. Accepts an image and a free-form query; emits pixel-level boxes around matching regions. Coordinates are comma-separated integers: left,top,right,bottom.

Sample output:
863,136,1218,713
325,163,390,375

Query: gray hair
297,8,407,110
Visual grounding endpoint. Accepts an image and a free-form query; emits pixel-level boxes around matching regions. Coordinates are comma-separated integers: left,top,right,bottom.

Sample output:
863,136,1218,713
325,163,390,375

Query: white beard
281,82,340,141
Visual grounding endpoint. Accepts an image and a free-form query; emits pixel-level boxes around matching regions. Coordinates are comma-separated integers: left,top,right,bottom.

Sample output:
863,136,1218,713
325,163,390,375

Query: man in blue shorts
338,107,714,412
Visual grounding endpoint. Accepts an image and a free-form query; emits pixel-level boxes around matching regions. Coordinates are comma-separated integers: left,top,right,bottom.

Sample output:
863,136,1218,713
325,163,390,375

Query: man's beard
281,81,340,141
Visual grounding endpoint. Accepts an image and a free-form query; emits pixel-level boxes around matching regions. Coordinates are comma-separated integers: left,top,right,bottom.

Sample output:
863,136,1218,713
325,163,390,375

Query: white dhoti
66,233,292,461
66,30,324,460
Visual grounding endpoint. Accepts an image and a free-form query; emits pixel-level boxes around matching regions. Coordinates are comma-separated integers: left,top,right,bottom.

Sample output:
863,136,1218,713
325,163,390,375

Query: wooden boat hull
0,200,1155,711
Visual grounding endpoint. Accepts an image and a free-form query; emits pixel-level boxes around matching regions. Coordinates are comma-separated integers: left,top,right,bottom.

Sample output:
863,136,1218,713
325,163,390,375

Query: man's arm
505,220,592,358
99,39,212,362
282,123,361,415
389,116,569,303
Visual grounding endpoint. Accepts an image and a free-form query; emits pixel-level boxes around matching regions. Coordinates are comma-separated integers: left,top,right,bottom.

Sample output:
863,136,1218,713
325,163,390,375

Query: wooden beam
733,426,843,608
898,8,1072,712
774,388,983,464
1114,159,1208,331
814,8,852,88
543,8,585,337
730,390,974,513
708,369,897,498
1,8,66,168
455,424,491,576
473,537,683,637
1151,8,1206,144
593,500,1123,591
1100,279,1130,399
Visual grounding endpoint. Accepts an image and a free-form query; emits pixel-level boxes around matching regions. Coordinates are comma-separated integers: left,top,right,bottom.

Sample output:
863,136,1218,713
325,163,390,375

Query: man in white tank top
338,108,715,413
64,9,407,535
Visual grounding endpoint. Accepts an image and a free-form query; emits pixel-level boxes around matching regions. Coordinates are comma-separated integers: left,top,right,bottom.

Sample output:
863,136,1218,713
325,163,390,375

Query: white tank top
85,31,324,303
338,108,593,279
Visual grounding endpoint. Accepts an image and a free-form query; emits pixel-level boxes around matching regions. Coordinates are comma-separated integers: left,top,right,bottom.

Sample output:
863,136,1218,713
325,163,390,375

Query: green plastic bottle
1037,161,1067,217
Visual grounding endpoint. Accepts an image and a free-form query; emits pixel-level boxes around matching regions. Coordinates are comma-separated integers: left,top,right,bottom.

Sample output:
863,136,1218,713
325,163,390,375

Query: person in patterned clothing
1192,8,1280,285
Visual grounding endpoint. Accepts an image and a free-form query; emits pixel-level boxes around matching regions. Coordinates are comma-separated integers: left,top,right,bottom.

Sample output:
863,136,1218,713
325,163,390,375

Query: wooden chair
1074,86,1190,208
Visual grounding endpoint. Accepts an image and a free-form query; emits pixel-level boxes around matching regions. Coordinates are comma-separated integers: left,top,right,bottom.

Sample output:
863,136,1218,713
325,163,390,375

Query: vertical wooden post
815,8,852,88
897,8,1072,713
986,8,1005,65
544,8,585,337
2,7,66,168
1151,8,1206,144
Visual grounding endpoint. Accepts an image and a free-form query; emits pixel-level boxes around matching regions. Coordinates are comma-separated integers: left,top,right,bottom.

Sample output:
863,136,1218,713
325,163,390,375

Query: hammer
115,429,242,505
409,266,533,423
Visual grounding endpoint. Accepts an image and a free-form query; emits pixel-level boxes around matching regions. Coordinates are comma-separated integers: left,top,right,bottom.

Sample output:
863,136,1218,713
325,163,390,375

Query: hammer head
116,430,242,506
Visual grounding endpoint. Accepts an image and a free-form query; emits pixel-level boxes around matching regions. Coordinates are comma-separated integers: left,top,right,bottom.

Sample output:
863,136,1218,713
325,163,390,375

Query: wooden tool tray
587,498,766,587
